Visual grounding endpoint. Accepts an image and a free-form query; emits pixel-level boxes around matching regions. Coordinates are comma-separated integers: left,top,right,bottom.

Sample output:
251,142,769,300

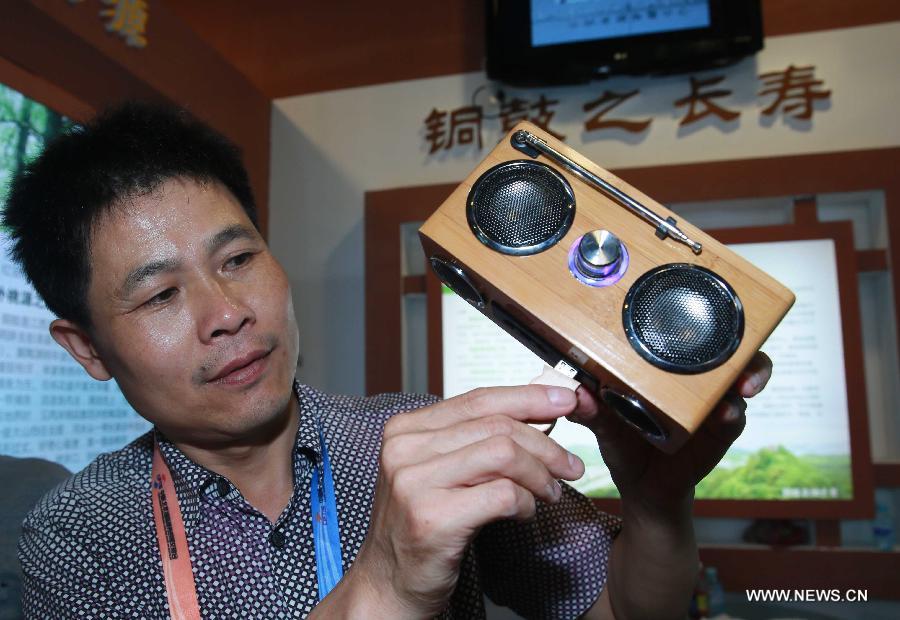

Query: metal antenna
511,130,702,254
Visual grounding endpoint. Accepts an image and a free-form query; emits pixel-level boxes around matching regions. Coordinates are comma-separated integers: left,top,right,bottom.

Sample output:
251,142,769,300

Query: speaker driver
600,388,668,440
623,264,744,374
466,160,575,256
429,256,485,309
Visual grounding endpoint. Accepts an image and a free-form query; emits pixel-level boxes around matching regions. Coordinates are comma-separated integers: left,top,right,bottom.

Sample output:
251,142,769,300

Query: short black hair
2,101,258,328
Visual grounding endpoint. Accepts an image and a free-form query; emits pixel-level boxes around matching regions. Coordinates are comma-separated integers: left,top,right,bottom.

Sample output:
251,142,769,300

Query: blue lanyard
310,422,344,599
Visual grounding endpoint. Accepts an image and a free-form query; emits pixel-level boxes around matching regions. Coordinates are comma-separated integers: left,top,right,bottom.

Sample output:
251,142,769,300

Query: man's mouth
207,348,272,385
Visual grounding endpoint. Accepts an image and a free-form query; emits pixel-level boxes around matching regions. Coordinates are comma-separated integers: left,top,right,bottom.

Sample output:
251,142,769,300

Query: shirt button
216,478,230,498
269,529,286,549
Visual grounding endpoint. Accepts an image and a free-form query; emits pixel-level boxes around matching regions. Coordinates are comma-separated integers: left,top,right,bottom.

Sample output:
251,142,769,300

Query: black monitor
486,0,764,86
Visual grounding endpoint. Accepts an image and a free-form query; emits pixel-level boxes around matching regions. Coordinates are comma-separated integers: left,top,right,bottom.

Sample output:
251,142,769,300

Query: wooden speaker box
419,122,795,453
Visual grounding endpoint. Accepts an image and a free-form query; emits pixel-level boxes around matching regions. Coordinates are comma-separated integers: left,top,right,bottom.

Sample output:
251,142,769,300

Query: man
4,103,771,619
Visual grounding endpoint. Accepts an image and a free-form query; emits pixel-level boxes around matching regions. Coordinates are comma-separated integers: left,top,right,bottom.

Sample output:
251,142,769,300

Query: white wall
269,22,900,398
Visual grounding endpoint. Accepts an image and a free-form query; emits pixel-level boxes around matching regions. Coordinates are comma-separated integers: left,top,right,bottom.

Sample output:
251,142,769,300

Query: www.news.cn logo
746,589,868,603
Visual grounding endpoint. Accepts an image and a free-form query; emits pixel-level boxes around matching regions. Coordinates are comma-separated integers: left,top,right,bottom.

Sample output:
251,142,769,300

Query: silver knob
576,230,623,278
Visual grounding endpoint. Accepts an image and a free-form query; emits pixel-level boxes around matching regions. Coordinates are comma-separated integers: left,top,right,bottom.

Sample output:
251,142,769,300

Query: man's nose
196,277,254,342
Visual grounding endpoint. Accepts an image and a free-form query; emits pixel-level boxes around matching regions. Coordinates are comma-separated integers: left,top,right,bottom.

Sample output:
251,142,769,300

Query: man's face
82,177,299,444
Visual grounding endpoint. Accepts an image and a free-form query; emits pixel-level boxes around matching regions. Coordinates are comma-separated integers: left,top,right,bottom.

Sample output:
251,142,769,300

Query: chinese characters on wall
69,0,149,49
424,65,831,154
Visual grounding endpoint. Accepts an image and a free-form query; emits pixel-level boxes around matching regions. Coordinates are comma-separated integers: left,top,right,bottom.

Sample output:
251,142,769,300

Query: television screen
0,83,151,473
488,0,762,84
531,0,712,48
441,238,853,501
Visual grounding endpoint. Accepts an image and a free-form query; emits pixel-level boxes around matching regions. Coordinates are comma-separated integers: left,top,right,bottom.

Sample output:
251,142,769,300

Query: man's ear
49,319,112,381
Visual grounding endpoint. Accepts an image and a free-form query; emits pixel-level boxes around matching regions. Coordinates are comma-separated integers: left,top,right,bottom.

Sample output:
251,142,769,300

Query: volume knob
575,230,623,279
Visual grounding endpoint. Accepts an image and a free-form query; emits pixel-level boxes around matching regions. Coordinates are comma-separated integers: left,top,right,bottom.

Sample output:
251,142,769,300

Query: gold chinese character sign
69,0,150,49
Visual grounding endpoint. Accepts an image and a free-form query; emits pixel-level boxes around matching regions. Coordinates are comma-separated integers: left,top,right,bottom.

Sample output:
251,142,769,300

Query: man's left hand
569,351,773,513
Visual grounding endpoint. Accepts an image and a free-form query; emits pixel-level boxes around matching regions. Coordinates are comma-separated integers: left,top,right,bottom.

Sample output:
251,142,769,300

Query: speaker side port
429,256,485,309
600,387,668,440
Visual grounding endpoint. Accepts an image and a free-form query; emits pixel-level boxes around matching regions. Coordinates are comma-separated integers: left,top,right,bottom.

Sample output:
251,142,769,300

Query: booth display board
0,83,150,473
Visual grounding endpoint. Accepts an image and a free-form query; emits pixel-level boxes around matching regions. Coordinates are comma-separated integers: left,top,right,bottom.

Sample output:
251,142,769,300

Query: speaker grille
467,160,575,255
623,264,744,374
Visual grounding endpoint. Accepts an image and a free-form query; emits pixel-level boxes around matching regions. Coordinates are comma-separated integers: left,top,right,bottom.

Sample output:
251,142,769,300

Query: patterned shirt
19,383,619,619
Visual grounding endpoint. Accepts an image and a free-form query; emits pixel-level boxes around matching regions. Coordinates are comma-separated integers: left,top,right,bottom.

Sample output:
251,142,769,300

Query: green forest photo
0,83,71,210
572,443,853,500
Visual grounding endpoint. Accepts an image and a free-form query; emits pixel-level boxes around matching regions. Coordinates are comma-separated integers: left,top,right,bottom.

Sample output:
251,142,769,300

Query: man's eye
225,252,253,270
147,288,177,306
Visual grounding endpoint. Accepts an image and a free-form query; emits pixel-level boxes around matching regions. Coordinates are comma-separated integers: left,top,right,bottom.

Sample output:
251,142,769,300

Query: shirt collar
292,381,323,467
154,380,321,531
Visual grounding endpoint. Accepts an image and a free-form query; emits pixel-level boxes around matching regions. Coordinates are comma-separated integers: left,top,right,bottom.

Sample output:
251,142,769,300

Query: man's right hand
312,385,586,618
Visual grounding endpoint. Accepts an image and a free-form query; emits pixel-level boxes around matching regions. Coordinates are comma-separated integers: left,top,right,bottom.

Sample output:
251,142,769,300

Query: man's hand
313,385,587,618
570,351,773,513
578,351,774,620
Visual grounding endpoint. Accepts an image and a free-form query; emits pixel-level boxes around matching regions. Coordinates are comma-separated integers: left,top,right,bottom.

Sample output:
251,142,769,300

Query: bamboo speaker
419,122,795,453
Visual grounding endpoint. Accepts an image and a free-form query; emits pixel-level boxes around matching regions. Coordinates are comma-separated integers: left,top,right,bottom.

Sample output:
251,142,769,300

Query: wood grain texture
419,122,795,452
165,0,900,98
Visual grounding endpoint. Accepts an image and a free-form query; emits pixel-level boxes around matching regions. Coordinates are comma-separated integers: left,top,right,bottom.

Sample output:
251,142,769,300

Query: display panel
442,238,853,501
488,0,762,84
0,83,150,473
531,0,711,48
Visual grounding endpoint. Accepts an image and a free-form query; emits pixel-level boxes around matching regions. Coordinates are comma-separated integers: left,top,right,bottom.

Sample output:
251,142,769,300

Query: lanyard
151,418,344,619
151,439,202,620
309,425,344,597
